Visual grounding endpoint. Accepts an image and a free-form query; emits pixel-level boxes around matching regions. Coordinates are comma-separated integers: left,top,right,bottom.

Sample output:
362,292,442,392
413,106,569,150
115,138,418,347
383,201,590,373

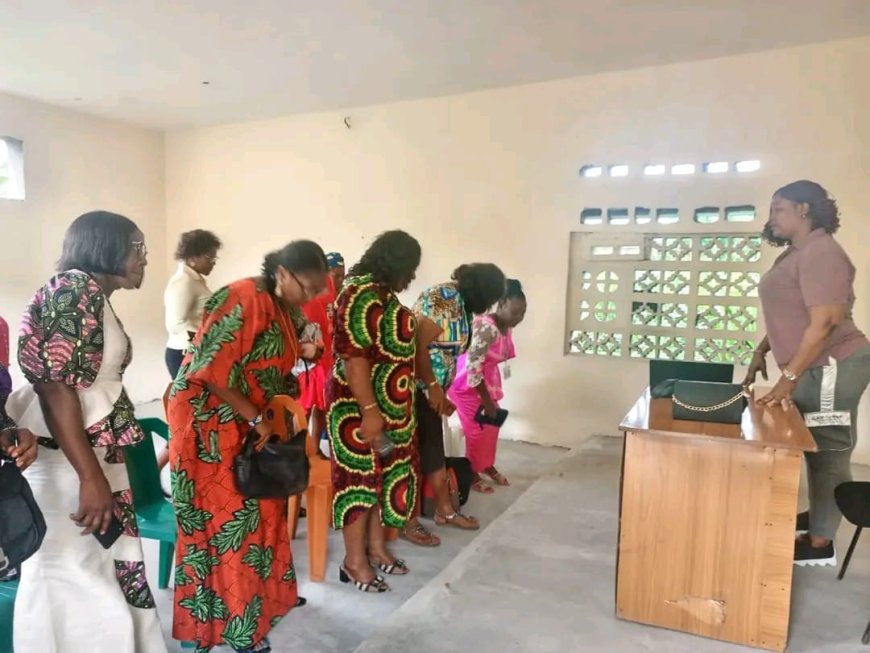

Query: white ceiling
1,0,869,129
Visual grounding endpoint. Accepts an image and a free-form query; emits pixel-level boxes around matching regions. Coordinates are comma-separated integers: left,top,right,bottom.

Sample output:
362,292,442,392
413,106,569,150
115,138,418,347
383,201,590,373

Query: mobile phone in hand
93,515,124,549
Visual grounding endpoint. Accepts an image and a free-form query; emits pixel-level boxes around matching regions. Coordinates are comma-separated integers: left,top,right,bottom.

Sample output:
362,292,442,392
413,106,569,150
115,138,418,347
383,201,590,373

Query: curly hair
347,230,422,290
174,229,222,260
453,263,506,314
261,240,328,294
762,180,841,247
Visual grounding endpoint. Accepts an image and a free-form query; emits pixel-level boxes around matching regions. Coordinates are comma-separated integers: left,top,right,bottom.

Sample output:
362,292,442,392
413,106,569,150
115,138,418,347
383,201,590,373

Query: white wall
165,36,870,462
0,92,167,402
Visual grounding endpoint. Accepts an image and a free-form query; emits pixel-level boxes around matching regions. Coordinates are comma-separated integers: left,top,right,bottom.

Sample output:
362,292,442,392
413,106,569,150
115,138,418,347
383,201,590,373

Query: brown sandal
434,511,480,530
485,467,510,487
400,523,441,547
471,478,494,494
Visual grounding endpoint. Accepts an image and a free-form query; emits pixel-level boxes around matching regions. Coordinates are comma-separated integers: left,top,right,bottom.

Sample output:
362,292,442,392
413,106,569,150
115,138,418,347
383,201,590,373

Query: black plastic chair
834,481,870,581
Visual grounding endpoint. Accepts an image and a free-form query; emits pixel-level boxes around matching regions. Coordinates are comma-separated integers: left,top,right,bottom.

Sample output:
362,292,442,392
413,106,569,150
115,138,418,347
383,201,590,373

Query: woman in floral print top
5,211,166,653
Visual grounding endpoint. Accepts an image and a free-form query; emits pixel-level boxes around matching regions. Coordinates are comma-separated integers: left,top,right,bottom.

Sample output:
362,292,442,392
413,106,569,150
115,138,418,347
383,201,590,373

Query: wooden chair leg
158,540,175,590
306,485,331,582
287,494,302,540
838,526,862,581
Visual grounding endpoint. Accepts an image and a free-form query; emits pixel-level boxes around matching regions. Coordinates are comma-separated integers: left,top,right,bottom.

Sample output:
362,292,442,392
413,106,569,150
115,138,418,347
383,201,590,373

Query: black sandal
339,565,390,592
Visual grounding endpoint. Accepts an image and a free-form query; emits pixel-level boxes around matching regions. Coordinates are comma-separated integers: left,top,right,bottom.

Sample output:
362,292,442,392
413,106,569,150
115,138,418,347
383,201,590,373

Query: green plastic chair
128,418,176,590
0,579,17,653
130,418,197,650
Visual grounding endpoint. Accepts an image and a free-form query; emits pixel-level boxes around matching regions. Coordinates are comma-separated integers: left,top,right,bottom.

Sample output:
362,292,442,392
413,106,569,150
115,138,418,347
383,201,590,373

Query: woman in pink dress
448,279,527,493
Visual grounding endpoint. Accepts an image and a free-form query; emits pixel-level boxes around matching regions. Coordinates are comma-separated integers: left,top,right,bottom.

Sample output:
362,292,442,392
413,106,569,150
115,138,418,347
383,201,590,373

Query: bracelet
247,414,264,428
427,380,439,388
782,368,798,382
361,402,379,412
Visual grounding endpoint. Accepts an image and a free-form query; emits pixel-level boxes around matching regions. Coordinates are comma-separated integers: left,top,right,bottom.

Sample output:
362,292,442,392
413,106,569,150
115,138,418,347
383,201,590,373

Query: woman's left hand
300,342,323,361
0,427,39,470
756,376,797,410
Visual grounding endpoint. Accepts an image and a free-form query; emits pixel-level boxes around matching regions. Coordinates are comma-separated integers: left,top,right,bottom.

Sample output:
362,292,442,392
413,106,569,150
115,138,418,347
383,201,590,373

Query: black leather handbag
233,428,310,499
652,379,748,424
0,453,47,580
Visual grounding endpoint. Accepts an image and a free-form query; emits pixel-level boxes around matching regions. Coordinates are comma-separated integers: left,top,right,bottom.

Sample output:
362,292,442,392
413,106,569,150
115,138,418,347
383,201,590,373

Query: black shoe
794,536,837,567
795,511,809,534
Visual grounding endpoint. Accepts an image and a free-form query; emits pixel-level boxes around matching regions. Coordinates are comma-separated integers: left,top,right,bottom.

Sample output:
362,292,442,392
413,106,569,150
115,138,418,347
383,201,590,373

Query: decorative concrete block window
566,213,763,364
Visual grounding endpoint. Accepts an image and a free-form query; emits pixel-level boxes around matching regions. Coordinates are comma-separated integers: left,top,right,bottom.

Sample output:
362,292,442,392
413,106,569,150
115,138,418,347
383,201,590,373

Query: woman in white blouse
163,229,222,378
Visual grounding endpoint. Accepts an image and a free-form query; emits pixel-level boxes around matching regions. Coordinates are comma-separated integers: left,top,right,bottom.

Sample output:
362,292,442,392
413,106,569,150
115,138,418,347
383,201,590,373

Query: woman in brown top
746,180,870,567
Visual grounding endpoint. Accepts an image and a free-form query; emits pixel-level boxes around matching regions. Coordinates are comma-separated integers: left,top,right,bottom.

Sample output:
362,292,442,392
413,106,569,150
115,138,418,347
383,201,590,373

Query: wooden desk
616,390,817,652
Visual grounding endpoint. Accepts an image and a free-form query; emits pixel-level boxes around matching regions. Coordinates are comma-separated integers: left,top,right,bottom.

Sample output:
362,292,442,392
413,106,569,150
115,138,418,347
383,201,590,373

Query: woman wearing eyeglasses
164,229,223,378
5,211,166,652
167,240,328,653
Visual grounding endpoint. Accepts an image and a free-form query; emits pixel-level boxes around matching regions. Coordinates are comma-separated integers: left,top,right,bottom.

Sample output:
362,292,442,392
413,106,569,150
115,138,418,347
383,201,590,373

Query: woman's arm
343,357,384,446
742,334,770,386
415,316,452,415
165,282,196,335
466,320,500,417
757,305,845,407
33,381,114,535
203,383,274,443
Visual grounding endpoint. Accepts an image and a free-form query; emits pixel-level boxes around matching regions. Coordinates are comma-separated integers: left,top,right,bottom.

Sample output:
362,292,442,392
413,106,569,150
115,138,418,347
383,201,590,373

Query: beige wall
0,92,167,402
165,36,870,462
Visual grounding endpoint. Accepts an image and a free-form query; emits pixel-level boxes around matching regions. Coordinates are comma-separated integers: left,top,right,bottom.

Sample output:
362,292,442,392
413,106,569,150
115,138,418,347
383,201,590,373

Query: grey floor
144,435,567,653
143,427,870,653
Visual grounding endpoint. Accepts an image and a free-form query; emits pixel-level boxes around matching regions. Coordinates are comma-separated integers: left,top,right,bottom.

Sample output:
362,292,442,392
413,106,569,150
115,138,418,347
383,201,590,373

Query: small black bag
669,380,747,424
233,428,310,499
0,454,47,580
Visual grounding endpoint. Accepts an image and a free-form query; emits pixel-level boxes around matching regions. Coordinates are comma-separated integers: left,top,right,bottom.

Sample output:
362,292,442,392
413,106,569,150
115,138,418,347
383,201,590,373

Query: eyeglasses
131,241,148,257
289,271,315,300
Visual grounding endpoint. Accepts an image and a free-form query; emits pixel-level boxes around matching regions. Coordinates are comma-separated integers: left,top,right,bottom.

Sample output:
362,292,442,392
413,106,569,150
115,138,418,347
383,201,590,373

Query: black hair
175,229,222,260
452,263,506,314
57,211,140,275
501,278,526,303
763,180,841,247
347,230,422,290
261,240,328,293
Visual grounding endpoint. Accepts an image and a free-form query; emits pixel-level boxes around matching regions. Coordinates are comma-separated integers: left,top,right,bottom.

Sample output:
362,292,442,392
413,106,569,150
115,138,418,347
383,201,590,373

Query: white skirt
13,446,167,653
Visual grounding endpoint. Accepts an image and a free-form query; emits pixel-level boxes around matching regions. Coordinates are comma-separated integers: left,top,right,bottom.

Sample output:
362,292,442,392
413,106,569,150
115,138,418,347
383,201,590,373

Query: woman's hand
742,350,768,388
482,398,498,419
359,409,385,449
756,376,797,410
300,341,322,361
0,427,38,470
253,420,277,449
71,474,115,535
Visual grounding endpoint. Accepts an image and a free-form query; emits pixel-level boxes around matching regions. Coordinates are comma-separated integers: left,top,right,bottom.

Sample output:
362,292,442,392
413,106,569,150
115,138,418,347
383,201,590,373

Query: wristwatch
782,368,798,382
248,414,264,428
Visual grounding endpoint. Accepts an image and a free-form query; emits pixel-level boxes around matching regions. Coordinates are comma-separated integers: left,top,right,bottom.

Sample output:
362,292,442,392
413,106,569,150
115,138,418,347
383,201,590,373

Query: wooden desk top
619,389,817,452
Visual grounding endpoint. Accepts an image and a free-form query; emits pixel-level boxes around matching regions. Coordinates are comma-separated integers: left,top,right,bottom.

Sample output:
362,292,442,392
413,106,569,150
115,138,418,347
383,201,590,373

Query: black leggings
165,348,185,379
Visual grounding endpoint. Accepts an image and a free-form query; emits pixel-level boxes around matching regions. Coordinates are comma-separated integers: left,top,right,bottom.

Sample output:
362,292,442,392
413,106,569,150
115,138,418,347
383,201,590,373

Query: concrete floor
355,437,870,653
144,436,567,653
142,420,870,653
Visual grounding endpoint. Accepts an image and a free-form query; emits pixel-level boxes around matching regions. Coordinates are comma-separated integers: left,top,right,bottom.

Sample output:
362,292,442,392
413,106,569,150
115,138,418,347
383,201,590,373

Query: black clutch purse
233,428,310,499
474,406,509,427
651,379,747,424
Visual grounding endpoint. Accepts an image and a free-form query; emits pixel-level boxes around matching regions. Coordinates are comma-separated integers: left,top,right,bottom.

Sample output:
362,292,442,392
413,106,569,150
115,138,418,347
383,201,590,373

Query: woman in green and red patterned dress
327,230,422,592
168,240,328,653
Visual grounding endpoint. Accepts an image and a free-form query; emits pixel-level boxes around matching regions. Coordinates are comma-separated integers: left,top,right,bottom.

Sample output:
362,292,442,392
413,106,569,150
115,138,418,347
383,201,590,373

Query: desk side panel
616,432,800,651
